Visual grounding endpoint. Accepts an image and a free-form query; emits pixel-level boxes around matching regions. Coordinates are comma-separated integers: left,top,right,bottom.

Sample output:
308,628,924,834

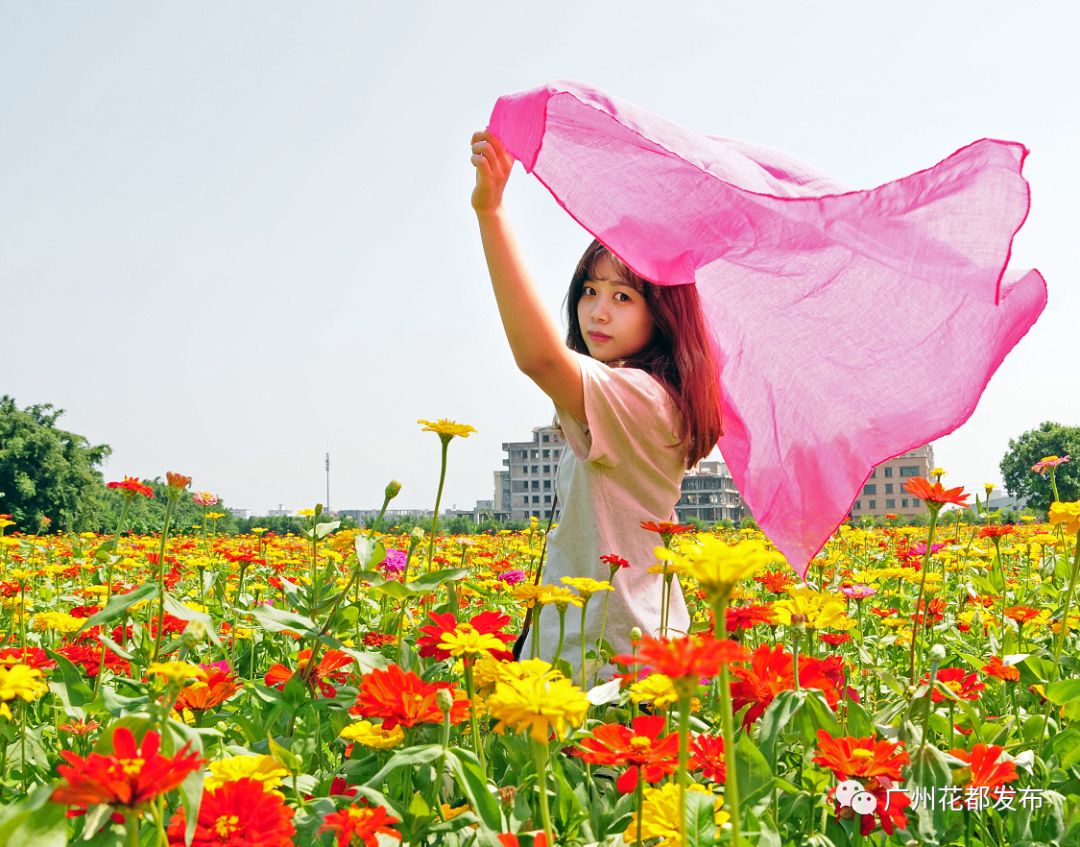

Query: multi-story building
676,459,746,524
849,444,936,519
501,424,564,521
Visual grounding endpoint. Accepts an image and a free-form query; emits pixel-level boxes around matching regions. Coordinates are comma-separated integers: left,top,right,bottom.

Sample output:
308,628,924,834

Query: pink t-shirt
523,352,690,677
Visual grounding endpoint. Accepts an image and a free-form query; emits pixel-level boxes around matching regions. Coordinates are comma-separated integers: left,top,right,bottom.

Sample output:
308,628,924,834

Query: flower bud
183,618,208,646
436,688,454,713
629,626,643,643
929,644,947,661
385,480,403,500
410,527,426,542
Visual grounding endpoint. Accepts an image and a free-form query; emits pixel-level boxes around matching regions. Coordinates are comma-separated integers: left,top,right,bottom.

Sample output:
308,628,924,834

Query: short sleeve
556,353,681,467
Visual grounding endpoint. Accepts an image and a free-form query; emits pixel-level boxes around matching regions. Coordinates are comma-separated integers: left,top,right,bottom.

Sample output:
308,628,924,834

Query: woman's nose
590,302,609,323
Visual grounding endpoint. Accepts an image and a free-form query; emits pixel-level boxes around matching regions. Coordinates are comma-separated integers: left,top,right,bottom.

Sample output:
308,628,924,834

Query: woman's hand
471,130,514,213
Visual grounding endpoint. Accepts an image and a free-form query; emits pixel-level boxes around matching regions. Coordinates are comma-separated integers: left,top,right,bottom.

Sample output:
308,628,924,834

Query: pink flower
192,491,219,507
1031,455,1070,475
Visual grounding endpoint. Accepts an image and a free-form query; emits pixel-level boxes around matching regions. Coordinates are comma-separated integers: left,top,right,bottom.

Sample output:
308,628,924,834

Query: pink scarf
489,81,1047,576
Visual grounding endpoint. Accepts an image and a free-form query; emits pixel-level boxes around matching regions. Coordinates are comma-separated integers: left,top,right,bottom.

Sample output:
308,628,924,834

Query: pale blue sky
2,3,1076,515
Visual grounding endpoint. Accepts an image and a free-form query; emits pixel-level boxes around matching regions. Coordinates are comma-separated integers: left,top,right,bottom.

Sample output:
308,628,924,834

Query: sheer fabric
489,80,1047,575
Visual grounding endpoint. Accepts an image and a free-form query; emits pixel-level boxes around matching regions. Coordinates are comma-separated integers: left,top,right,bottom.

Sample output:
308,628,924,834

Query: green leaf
354,536,387,569
682,786,719,847
0,788,68,847
446,749,503,833
247,605,320,637
1046,679,1080,704
267,734,303,774
163,593,222,645
367,744,445,786
315,520,341,540
77,582,159,632
407,567,470,594
735,731,774,811
44,648,94,713
758,690,804,769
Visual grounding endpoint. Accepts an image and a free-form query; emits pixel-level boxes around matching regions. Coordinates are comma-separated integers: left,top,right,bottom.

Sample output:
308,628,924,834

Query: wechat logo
835,779,877,815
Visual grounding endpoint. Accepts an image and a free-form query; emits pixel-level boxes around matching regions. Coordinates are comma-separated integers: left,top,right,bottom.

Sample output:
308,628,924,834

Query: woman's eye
615,292,631,302
583,286,596,296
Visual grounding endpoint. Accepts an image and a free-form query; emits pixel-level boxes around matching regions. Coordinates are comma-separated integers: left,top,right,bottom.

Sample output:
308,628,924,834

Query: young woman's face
576,254,655,362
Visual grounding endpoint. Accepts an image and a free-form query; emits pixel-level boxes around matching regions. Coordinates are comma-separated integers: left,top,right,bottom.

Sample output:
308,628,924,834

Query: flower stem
1039,529,1080,743
150,496,178,663
580,600,590,690
908,507,940,686
532,739,555,846
426,439,450,573
463,659,486,771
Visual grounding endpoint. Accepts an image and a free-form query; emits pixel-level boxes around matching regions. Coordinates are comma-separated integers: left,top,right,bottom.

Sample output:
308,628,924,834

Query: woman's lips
588,331,611,341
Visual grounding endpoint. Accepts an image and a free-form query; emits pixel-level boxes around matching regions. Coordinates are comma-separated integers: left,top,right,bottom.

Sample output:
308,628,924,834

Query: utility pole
325,452,331,515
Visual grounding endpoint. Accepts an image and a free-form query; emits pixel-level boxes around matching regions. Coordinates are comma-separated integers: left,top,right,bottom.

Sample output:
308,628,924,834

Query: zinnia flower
51,726,203,809
1032,455,1070,474
949,743,1018,790
577,715,679,793
814,731,911,836
166,778,295,846
107,476,154,499
417,611,514,662
623,782,728,847
1049,501,1080,534
0,662,49,718
730,644,843,727
903,477,970,510
656,535,776,604
417,418,477,441
354,664,469,730
192,491,220,507
689,733,727,784
264,648,353,698
772,589,852,630
204,755,288,792
924,667,986,703
175,666,242,712
982,656,1020,682
612,635,748,692
165,471,193,492
486,662,589,742
978,525,1016,539
320,802,402,847
339,720,405,751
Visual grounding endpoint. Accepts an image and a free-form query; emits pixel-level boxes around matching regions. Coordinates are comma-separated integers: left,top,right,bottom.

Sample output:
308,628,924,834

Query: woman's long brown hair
564,240,723,467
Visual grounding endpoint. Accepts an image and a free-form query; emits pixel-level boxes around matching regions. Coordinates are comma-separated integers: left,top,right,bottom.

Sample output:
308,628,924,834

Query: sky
2,3,1077,516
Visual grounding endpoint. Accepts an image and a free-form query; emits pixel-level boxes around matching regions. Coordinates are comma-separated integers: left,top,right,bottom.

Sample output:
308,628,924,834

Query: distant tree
0,395,111,532
1000,422,1080,512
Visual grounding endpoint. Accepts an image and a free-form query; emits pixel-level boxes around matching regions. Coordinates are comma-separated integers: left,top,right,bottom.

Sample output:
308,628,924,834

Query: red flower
730,645,842,727
978,525,1017,539
166,778,295,846
924,667,986,703
754,569,794,594
639,520,695,536
57,644,130,678
353,664,469,730
107,477,154,499
813,730,909,781
903,477,970,508
577,715,679,793
1004,605,1040,624
0,646,56,670
612,635,748,682
51,727,203,809
416,611,515,661
499,834,548,847
949,743,1018,790
165,471,192,491
689,733,726,784
264,648,353,698
725,604,777,632
814,731,911,836
175,667,242,712
912,598,947,629
320,802,402,847
600,553,630,570
982,656,1020,682
819,633,852,646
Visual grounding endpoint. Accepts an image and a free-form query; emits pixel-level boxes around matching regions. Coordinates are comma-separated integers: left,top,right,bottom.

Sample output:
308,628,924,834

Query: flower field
1,452,1080,846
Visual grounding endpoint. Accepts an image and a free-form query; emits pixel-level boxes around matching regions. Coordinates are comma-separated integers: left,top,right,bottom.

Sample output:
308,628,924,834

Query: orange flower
903,477,970,509
978,525,1016,539
353,664,470,730
949,743,1018,790
639,520,695,536
730,644,843,727
166,778,295,846
754,569,794,594
107,477,154,499
175,666,242,711
416,611,515,661
320,802,402,847
689,733,727,784
813,730,909,781
982,656,1020,682
51,726,203,809
264,649,353,699
725,603,777,631
1004,605,1040,624
577,715,679,793
612,635,748,685
165,471,192,490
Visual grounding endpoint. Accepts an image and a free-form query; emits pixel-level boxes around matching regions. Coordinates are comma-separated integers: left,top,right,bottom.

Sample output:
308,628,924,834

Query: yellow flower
487,664,589,742
773,589,849,630
438,623,509,659
560,577,613,600
32,611,85,634
339,720,405,750
0,663,49,719
1049,502,1080,535
298,508,317,518
625,782,728,847
149,660,206,683
418,418,477,440
205,755,289,791
628,673,700,712
658,535,777,603
536,585,583,609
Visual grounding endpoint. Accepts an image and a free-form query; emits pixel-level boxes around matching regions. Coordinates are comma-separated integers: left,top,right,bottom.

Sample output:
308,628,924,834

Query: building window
885,483,894,494
863,484,877,495
531,449,539,459
542,449,550,458
868,500,876,509
854,500,861,510
531,466,539,474
870,469,876,478
542,434,549,443
884,467,894,478
544,495,551,503
543,465,550,474
886,498,896,508
900,466,919,477
531,480,539,490
553,450,561,460
543,480,551,490
531,495,539,504
902,498,909,507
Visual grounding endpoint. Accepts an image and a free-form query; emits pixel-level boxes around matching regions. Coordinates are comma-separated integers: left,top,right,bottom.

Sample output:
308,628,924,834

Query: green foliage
1000,421,1080,511
0,395,111,532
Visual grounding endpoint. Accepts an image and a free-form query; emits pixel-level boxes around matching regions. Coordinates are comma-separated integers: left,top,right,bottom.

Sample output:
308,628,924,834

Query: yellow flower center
851,749,874,760
214,815,241,837
116,757,145,777
629,736,652,750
